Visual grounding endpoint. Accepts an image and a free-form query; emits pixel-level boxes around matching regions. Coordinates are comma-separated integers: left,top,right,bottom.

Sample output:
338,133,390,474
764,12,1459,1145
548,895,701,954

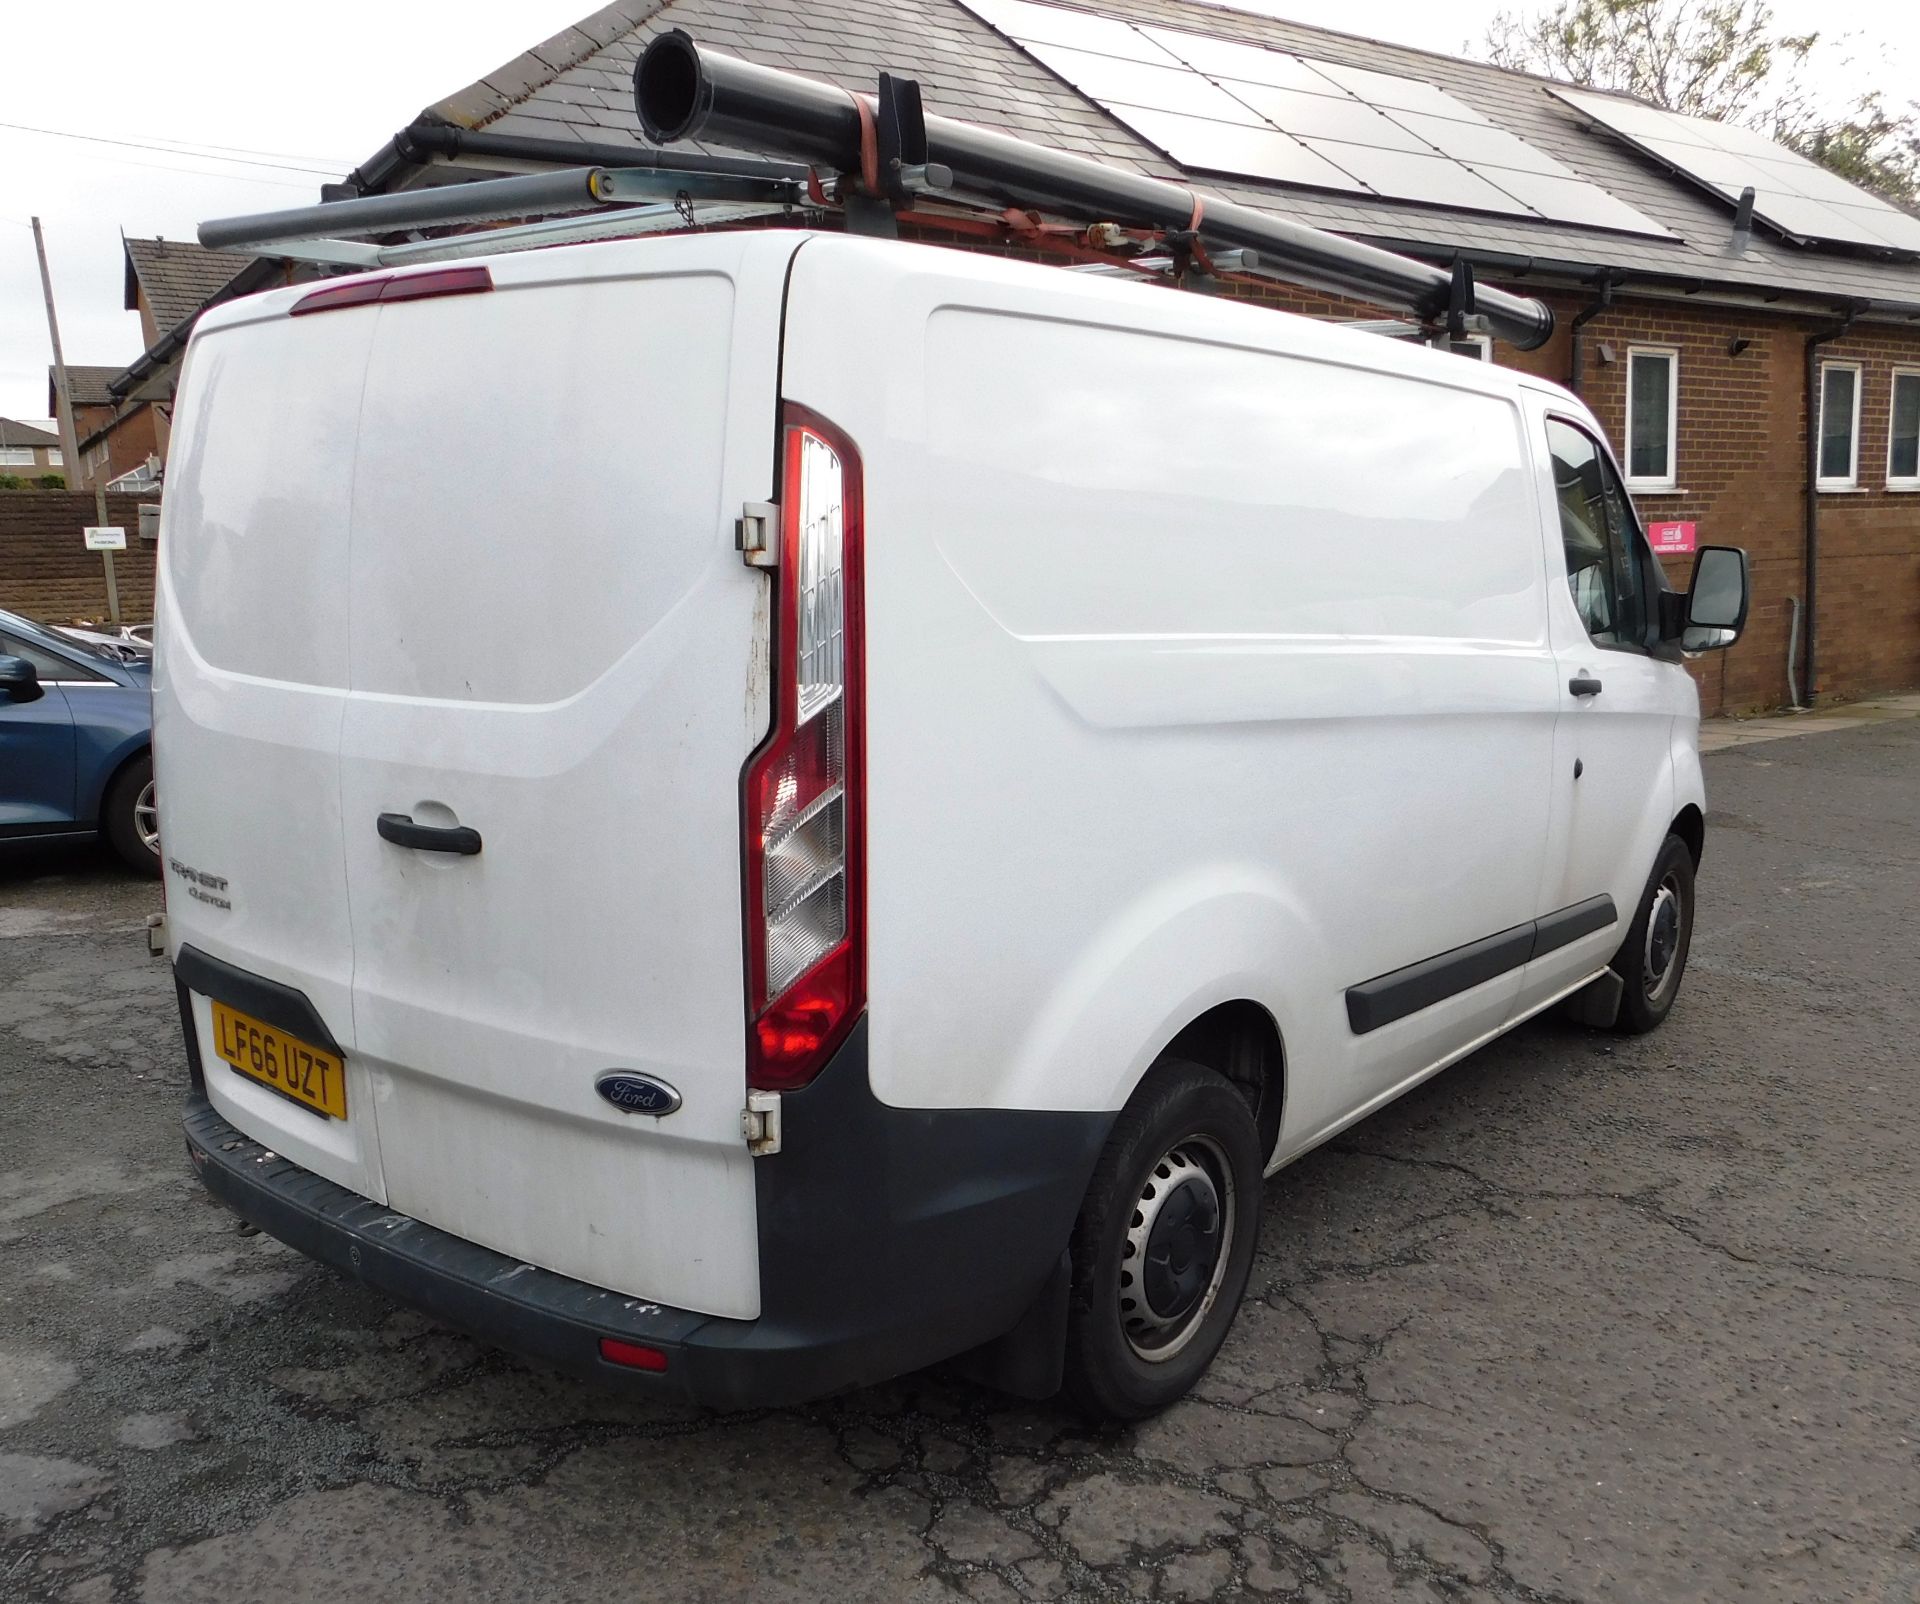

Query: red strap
1187,194,1206,233
846,91,881,196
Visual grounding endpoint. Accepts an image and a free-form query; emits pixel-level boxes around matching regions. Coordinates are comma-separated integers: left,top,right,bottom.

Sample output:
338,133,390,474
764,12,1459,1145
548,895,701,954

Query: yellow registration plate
210,1001,347,1120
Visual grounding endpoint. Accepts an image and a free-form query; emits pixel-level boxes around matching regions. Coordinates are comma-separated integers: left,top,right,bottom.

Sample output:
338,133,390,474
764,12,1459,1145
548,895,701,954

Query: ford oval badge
595,1072,682,1117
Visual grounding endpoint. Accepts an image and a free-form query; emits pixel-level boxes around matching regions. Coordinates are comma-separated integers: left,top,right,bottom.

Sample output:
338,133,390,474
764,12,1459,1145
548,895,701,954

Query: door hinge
736,501,778,568
742,1090,782,1156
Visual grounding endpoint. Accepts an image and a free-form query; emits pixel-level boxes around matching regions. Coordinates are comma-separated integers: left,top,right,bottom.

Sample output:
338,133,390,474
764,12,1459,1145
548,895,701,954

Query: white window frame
0,447,33,467
1817,360,1863,491
1624,345,1679,492
1887,365,1920,491
45,448,61,467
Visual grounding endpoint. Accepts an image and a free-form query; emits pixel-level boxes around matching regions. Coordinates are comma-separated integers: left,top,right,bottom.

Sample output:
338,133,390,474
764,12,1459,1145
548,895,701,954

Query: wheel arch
1158,999,1285,1164
82,737,152,826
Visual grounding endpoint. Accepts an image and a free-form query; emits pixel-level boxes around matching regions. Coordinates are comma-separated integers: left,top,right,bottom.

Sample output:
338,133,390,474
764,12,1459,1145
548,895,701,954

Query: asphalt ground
2,720,1917,1603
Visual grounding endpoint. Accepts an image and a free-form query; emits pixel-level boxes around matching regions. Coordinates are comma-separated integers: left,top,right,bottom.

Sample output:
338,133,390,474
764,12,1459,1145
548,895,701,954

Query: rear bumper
180,998,1111,1408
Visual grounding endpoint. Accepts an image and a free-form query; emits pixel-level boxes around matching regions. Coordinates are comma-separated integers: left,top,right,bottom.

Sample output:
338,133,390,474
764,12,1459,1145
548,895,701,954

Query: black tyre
1061,1057,1264,1422
103,753,161,877
1611,833,1694,1034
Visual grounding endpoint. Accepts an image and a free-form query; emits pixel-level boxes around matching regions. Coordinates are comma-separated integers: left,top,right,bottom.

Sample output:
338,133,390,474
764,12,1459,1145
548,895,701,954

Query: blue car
0,605,158,874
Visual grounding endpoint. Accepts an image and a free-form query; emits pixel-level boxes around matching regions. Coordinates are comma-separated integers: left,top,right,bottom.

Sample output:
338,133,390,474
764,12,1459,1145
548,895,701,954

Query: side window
1888,367,1920,488
0,632,105,683
1624,347,1678,490
1817,362,1861,489
1545,419,1651,650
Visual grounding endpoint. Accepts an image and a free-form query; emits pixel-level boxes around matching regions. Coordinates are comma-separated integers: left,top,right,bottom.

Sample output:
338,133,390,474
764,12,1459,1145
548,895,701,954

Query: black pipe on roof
633,31,1559,350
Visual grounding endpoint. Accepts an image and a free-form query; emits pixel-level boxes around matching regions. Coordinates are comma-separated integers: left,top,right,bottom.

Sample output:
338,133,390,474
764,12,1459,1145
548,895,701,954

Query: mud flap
948,1249,1071,1400
1565,968,1626,1028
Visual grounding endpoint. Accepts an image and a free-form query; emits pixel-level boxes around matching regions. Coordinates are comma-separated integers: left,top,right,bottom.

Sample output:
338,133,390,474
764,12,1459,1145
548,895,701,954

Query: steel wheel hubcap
135,780,160,855
1120,1137,1235,1363
1644,876,1682,998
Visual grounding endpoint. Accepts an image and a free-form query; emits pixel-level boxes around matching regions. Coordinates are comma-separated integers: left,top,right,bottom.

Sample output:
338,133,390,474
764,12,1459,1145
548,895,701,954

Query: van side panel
781,239,1558,1152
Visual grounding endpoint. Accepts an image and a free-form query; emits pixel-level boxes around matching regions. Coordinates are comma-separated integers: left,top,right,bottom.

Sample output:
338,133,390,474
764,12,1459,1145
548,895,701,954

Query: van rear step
185,1097,710,1393
183,1016,1115,1408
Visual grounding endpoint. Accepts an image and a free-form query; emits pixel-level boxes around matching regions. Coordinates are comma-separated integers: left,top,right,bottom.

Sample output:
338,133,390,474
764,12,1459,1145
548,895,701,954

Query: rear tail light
743,407,865,1091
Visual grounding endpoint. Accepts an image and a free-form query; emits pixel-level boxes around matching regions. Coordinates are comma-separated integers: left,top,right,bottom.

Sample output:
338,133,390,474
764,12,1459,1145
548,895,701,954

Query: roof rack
200,37,1553,349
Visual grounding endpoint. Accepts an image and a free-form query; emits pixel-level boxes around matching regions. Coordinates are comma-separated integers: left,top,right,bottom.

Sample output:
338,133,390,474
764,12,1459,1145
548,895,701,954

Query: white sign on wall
83,525,127,551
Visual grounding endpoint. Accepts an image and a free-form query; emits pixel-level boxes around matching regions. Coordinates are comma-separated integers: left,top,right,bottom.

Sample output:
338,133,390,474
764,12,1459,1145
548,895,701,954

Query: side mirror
0,654,44,705
1682,545,1749,651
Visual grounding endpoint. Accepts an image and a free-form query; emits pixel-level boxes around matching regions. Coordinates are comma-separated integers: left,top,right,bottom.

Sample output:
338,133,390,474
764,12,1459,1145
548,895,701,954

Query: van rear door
333,237,792,1321
157,305,384,1204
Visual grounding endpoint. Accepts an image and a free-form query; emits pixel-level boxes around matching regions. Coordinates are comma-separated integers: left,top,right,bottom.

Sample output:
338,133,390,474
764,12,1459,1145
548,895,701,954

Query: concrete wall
0,492,157,624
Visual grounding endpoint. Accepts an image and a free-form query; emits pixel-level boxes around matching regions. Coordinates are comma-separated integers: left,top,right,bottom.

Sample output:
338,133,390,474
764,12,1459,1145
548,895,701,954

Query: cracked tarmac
2,719,1917,1603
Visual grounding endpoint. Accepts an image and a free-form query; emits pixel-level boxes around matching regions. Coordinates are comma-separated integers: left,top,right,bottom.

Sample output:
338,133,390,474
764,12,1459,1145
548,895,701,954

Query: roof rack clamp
1446,258,1477,342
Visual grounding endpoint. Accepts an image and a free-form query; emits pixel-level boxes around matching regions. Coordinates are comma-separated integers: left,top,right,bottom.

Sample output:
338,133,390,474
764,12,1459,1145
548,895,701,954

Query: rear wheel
104,754,161,877
1612,833,1694,1034
1061,1058,1263,1421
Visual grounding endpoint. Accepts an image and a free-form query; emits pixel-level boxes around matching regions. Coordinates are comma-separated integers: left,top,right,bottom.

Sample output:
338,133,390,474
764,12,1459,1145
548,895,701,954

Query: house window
1625,346,1678,490
1889,367,1920,488
1817,361,1862,489
0,447,33,467
45,448,62,467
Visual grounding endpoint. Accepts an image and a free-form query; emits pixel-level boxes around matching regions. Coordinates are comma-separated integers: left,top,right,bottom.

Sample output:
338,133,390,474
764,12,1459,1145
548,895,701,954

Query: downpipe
1802,307,1858,708
633,32,1557,351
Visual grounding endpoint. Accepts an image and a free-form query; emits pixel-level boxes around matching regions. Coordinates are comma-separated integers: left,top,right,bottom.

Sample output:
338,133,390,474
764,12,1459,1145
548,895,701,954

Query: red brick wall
0,492,157,624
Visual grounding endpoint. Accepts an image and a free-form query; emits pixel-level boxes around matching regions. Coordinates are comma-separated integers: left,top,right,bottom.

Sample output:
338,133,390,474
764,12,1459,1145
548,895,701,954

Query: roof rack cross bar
200,165,803,253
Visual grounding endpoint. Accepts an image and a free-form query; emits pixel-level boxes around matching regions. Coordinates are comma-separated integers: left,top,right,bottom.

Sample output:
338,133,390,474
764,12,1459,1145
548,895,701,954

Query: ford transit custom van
159,230,1748,1419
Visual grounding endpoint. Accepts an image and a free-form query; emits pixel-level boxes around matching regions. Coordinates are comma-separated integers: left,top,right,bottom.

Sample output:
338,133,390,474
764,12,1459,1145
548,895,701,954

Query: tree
1481,0,1920,203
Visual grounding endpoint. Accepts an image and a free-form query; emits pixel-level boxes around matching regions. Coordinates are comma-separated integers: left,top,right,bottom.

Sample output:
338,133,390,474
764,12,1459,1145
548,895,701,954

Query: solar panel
1112,107,1366,190
1394,111,1576,177
1306,143,1533,214
1021,41,1266,124
1137,26,1344,94
955,0,1672,236
960,0,1179,61
1553,86,1920,253
1301,60,1492,125
1227,83,1431,152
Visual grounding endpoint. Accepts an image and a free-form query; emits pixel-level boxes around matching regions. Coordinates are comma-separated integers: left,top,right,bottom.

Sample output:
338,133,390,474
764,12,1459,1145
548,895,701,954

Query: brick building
141,0,1920,711
0,417,65,480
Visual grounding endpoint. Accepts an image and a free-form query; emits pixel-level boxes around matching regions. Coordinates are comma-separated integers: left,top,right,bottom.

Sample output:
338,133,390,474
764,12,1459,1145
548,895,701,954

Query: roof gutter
1801,304,1860,707
107,257,287,402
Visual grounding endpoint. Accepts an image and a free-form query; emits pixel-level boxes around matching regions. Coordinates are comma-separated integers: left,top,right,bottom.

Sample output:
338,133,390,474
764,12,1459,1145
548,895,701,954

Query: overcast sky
3,0,1912,428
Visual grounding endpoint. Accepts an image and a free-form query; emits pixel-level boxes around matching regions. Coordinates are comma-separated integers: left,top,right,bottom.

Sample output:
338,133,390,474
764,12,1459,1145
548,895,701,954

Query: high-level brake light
743,408,865,1092
290,265,493,316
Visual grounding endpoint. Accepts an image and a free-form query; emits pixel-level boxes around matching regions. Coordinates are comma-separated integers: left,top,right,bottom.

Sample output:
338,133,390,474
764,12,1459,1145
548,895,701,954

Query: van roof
193,229,1570,412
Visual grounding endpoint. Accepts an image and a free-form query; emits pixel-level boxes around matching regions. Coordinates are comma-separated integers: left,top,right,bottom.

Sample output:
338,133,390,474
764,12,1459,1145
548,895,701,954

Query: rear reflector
598,1337,669,1372
291,265,492,316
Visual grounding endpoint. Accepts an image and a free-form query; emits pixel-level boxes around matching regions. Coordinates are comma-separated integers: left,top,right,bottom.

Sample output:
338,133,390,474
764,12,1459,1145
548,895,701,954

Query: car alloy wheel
134,779,160,856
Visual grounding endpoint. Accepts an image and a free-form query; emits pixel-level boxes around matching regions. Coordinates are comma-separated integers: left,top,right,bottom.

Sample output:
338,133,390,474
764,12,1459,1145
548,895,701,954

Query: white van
158,229,1748,1420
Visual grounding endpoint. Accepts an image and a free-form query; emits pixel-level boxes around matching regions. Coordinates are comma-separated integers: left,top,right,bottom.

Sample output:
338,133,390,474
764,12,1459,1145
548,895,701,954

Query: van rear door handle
377,812,482,855
1568,675,1604,698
